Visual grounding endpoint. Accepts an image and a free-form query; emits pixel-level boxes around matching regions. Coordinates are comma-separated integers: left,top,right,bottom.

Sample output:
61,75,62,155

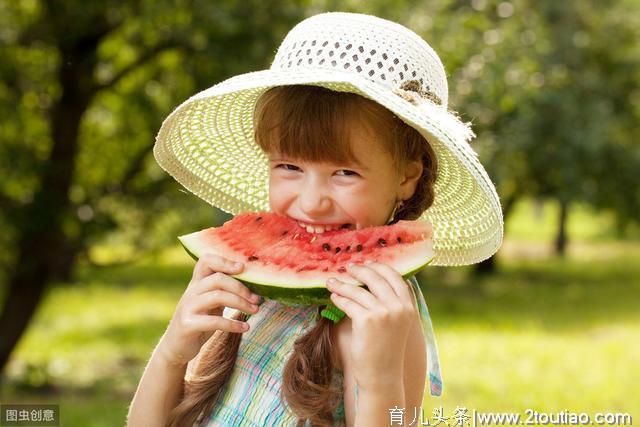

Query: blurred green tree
418,0,640,267
0,0,309,375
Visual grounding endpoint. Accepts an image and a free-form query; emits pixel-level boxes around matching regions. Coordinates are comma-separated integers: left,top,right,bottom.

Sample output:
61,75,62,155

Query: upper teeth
298,221,340,234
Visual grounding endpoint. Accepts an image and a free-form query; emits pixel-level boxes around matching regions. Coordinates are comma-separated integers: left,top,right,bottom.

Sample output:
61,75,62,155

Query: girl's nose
298,187,332,216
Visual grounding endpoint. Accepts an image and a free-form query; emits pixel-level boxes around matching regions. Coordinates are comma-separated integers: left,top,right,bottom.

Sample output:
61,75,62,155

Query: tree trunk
0,231,78,379
0,48,90,377
554,199,569,256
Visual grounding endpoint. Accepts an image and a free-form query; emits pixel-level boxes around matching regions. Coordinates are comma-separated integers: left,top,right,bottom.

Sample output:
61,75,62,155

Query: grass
420,256,640,416
1,199,639,425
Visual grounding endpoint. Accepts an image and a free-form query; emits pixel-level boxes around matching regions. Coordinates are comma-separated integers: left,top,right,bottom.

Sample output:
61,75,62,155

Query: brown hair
167,85,438,426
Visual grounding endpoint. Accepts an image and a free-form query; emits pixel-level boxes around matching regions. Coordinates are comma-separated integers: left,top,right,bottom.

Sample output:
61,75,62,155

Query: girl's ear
398,160,423,199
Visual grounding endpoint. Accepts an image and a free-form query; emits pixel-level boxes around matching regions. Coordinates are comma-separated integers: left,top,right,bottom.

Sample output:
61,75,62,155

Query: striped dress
199,275,443,426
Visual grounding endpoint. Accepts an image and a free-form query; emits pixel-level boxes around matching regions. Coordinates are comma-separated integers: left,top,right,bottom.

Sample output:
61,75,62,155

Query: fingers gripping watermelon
178,212,435,307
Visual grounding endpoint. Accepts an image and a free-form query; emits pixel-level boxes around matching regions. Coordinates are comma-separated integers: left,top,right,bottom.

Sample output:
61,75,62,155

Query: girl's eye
274,164,359,176
277,164,301,171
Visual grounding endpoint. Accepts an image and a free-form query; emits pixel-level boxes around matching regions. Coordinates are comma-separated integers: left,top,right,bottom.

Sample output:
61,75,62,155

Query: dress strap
407,275,443,396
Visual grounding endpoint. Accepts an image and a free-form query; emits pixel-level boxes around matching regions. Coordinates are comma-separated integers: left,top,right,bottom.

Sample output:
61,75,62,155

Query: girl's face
267,119,423,232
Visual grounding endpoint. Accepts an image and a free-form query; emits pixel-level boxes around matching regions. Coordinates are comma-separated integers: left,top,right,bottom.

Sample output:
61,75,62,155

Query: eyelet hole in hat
273,26,448,110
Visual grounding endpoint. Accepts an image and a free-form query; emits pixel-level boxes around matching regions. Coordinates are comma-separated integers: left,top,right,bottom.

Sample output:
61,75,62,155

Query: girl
128,11,503,427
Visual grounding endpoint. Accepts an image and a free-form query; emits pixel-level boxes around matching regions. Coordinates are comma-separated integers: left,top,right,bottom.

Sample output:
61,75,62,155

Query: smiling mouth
296,221,356,234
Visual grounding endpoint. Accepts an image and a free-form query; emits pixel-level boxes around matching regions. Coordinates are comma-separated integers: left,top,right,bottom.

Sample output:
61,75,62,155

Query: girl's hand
326,261,419,390
157,253,261,366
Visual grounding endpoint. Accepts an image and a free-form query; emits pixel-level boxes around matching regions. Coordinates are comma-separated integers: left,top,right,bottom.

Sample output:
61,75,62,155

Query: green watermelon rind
178,239,434,306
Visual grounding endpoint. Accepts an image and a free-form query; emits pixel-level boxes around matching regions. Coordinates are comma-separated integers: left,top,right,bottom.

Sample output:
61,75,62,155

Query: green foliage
0,0,312,277
2,0,639,274
403,0,640,225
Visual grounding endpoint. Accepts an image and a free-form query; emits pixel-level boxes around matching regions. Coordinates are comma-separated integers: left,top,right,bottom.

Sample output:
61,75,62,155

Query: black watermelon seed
397,237,402,243
322,243,331,251
345,245,351,252
248,255,259,261
256,216,263,222
335,247,341,254
378,238,387,246
356,244,363,252
338,266,347,273
281,230,288,236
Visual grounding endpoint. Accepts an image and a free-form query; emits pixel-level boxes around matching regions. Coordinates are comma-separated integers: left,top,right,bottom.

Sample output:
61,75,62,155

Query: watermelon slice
178,212,434,306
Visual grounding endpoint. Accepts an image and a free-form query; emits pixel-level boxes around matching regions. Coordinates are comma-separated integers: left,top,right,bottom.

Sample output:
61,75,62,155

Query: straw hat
153,11,503,266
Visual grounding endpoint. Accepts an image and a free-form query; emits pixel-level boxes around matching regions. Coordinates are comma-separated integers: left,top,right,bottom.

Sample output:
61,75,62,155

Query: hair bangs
254,85,364,167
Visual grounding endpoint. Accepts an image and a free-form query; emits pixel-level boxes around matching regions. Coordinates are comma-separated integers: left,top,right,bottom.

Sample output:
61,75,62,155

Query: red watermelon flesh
178,212,434,305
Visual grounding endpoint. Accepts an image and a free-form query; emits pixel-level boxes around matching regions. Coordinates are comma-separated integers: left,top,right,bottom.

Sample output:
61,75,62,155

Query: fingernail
327,278,337,285
234,262,242,269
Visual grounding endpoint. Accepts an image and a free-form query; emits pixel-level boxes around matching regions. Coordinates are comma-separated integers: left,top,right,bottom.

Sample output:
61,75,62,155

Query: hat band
392,79,443,106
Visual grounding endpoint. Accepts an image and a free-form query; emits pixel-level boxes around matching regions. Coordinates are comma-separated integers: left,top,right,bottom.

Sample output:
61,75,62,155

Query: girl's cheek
269,179,299,209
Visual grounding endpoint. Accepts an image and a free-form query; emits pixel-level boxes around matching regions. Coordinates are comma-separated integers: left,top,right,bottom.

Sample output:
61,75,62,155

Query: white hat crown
271,12,450,107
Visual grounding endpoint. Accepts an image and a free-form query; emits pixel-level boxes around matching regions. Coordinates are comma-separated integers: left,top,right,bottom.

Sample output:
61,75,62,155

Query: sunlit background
1,0,638,425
